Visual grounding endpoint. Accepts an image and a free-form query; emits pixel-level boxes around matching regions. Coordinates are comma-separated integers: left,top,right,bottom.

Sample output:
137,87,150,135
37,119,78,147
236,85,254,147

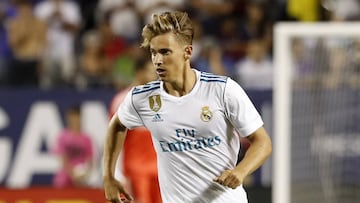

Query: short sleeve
117,88,144,129
224,78,263,137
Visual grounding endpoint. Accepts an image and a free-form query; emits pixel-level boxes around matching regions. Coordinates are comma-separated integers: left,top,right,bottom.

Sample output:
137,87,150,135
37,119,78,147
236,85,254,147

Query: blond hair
141,11,194,48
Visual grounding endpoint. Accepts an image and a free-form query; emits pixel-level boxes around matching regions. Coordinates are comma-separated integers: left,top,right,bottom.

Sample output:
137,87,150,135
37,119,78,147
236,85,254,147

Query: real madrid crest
149,95,162,112
200,106,213,122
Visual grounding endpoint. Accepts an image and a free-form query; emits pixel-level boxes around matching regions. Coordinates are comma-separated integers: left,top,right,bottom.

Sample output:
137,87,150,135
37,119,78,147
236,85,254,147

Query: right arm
103,114,133,203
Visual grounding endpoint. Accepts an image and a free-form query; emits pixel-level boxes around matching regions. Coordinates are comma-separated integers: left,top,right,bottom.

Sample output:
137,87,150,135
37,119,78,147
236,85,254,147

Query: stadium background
0,0,359,202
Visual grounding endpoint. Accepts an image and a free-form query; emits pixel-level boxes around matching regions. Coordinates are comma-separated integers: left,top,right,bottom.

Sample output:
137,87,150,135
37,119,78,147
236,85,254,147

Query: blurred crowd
0,0,359,91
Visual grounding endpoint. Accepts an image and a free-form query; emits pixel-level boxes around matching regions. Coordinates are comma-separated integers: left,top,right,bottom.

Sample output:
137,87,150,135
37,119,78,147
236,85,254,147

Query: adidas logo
152,113,163,122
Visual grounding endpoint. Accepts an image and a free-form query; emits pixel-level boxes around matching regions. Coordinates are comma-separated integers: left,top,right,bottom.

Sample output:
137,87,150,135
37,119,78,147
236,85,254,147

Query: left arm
214,126,272,189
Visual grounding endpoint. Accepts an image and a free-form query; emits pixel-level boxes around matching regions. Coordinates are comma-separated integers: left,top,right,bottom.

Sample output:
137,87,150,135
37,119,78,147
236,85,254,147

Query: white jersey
117,69,263,203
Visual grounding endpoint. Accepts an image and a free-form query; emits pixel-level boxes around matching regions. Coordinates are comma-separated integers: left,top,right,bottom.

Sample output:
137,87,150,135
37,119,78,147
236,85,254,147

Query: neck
130,78,143,87
164,68,196,97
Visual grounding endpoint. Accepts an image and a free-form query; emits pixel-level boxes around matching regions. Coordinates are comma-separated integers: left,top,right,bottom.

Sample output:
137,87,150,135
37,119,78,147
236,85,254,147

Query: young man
103,11,272,203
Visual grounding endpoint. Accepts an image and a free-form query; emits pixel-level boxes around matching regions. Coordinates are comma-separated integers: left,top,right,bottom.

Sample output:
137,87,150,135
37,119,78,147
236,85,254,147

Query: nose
153,53,163,67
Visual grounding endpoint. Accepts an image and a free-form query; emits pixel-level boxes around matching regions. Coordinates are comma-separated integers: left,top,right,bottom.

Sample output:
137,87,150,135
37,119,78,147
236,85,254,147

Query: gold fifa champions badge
200,106,213,122
149,95,162,112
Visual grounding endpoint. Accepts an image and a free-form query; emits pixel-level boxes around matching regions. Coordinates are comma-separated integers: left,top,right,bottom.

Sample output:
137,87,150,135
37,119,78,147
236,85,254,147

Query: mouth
156,68,166,77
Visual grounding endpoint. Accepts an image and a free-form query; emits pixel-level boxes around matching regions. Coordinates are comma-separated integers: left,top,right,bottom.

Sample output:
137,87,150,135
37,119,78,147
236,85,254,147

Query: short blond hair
141,11,194,48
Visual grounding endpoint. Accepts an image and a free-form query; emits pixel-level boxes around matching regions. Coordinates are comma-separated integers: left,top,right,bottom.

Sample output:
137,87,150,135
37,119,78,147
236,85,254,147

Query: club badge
200,106,213,122
149,95,162,112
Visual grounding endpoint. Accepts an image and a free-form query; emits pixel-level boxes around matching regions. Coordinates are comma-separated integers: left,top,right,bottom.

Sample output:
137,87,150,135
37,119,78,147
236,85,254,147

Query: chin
158,75,168,81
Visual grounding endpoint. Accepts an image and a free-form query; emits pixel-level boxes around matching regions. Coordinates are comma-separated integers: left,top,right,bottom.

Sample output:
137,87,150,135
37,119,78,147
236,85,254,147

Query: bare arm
214,126,272,189
103,114,133,203
235,127,272,176
7,20,26,48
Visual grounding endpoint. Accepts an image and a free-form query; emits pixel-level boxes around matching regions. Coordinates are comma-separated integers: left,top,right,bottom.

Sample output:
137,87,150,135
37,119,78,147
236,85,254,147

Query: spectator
76,29,111,89
75,0,99,35
96,0,141,42
34,0,81,89
321,38,357,89
191,20,230,75
0,0,16,85
108,58,160,203
235,39,273,90
192,37,228,75
6,0,47,87
217,16,246,63
322,0,360,21
111,42,147,89
97,12,128,88
52,104,94,188
135,0,185,24
186,0,234,36
291,38,331,89
238,1,272,54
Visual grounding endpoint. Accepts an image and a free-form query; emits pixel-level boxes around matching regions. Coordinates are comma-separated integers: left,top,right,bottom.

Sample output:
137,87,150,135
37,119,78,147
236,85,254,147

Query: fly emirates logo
159,128,221,152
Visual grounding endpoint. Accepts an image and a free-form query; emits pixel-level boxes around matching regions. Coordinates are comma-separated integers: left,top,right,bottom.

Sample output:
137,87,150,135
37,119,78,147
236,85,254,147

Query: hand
103,177,133,203
213,169,244,189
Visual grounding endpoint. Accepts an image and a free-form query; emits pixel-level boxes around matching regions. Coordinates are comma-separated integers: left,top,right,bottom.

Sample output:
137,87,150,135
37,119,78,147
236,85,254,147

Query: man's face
149,32,187,83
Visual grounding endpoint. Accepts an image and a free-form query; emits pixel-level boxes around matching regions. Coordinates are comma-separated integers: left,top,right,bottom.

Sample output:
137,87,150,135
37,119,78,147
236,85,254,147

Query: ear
184,45,193,60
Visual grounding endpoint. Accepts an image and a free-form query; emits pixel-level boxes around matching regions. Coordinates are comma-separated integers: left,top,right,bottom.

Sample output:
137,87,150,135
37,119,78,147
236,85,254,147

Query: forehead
149,32,182,50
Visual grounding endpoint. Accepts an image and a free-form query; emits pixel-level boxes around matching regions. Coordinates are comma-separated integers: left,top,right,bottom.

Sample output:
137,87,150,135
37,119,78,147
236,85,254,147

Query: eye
160,49,171,55
150,50,156,57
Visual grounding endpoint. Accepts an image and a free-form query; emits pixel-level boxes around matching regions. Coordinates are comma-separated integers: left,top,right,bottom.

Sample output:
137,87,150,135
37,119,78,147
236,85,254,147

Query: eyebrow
150,48,172,54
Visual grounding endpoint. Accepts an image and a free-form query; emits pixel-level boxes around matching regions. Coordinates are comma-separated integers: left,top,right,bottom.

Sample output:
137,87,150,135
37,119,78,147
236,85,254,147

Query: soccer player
108,58,161,203
103,11,272,203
